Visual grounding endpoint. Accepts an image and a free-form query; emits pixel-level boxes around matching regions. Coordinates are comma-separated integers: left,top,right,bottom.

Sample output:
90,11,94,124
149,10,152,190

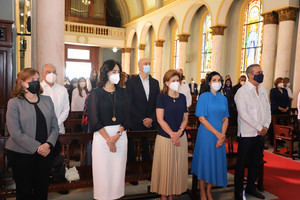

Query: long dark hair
78,77,88,97
203,71,223,93
98,60,122,88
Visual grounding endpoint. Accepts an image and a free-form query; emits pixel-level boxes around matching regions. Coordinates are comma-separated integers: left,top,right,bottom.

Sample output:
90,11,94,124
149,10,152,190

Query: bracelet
117,131,122,136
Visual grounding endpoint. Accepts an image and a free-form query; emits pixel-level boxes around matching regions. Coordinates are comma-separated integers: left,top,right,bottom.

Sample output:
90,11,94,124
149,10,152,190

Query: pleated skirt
150,134,188,196
92,125,127,200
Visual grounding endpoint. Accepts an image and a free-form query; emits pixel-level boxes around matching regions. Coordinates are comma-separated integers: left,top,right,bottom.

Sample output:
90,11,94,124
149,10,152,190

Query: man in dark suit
126,58,160,163
189,78,198,95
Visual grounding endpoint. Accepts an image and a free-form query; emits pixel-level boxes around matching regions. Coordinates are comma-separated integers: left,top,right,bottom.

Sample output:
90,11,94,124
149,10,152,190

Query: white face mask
211,82,222,92
46,73,56,84
79,82,86,88
286,83,290,87
72,83,78,88
278,83,284,88
240,81,246,85
169,81,180,92
109,73,120,84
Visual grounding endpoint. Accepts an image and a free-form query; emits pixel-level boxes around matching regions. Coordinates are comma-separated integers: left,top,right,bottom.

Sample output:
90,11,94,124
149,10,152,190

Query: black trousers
7,150,52,200
234,136,264,195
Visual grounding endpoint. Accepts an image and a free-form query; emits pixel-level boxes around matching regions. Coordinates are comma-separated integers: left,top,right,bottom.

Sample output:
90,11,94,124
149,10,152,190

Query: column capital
262,12,278,25
139,44,146,50
177,34,190,42
122,48,131,53
277,7,299,22
155,40,165,47
211,25,226,35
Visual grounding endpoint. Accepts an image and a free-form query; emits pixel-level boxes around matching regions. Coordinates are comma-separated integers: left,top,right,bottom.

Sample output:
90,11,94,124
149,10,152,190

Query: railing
64,21,125,40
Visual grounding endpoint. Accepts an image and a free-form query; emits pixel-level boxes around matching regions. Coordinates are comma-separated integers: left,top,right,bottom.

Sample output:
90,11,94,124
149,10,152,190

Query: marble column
124,48,131,74
154,40,164,83
121,48,126,72
292,10,300,108
177,34,189,71
261,12,278,93
211,26,226,73
274,7,298,79
138,44,145,60
36,0,64,84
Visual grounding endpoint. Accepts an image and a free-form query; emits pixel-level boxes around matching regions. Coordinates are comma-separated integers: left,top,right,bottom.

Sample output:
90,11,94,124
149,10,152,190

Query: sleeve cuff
46,142,54,150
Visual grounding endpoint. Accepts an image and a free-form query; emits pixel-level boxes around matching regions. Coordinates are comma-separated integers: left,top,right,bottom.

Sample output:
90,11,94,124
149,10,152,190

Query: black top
156,93,187,138
270,87,290,114
232,83,242,96
126,75,160,130
189,83,198,95
88,87,129,133
25,96,48,144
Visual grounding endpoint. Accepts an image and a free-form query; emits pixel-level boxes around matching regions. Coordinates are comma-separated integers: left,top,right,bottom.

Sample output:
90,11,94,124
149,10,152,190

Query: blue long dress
191,91,229,187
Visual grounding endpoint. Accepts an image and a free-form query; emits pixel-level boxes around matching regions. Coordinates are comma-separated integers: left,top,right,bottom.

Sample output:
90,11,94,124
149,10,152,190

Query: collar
41,80,56,88
246,81,261,91
139,74,149,81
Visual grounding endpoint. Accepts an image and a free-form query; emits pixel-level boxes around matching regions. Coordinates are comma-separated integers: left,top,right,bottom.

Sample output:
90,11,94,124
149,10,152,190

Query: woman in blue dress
191,71,229,200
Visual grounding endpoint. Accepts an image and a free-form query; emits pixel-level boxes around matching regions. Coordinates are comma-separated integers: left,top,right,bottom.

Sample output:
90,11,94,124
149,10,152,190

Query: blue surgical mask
143,65,151,74
254,73,264,83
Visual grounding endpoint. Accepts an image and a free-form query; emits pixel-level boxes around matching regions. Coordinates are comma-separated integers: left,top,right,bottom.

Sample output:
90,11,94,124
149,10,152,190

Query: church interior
1,0,300,199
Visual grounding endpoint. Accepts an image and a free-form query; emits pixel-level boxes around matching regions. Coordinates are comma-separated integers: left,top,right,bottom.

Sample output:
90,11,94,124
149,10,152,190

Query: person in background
191,71,229,200
189,77,198,95
283,77,294,106
199,78,206,95
71,77,88,111
176,70,192,108
88,60,129,200
41,64,70,134
270,77,290,115
151,69,188,200
233,75,247,96
6,68,58,200
126,58,160,164
223,78,235,125
234,64,271,200
225,74,231,82
120,71,129,88
68,78,78,103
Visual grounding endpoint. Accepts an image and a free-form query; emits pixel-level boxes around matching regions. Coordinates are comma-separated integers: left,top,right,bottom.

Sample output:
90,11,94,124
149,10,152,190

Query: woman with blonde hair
151,69,189,200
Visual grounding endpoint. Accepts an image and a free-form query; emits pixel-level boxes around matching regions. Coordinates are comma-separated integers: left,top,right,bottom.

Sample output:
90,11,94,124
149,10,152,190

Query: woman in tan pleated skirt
150,70,189,200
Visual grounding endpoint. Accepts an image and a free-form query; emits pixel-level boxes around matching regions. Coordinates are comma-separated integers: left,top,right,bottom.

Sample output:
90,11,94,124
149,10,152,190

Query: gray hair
246,64,260,78
42,63,56,72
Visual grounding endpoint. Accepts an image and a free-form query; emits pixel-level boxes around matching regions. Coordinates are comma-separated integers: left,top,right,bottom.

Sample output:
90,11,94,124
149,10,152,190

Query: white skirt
92,125,127,200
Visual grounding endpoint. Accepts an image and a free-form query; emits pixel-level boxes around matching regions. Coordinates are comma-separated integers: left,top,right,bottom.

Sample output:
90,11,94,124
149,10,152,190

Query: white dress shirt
234,81,271,137
179,83,192,108
41,81,70,134
297,92,300,120
284,86,294,99
139,74,150,101
71,88,87,111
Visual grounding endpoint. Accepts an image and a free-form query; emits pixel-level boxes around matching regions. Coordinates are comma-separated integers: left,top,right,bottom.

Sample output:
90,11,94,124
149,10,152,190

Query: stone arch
140,22,154,44
126,28,137,47
157,13,178,40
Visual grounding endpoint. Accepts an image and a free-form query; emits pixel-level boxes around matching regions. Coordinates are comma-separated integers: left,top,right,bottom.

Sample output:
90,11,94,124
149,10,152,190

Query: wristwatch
117,131,122,136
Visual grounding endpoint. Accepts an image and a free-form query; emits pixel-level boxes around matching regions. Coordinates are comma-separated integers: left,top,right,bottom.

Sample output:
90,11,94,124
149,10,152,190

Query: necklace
110,91,117,122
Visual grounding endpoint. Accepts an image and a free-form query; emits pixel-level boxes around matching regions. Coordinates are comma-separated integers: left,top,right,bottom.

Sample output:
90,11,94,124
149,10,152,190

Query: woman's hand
216,133,225,148
171,131,181,146
37,143,51,157
106,134,120,152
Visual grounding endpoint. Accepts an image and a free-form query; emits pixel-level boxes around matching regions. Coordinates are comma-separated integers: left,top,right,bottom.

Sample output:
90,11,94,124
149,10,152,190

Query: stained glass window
240,0,263,73
201,14,212,73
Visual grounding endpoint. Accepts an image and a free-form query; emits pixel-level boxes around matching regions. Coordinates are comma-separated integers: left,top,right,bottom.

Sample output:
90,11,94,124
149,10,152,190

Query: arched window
201,14,212,73
240,0,263,73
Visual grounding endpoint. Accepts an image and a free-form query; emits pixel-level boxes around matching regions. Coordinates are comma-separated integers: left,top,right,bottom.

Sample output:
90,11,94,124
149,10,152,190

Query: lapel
148,76,154,103
136,75,148,103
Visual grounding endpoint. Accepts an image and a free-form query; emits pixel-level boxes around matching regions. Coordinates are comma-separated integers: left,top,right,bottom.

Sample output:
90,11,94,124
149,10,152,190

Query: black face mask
254,73,264,83
27,81,40,94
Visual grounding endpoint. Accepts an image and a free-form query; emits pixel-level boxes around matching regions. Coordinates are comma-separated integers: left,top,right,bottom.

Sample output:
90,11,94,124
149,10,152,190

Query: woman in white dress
71,77,88,111
88,60,129,200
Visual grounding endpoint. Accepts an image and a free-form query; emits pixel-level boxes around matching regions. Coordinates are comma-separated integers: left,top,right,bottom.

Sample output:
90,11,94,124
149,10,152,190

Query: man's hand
143,118,153,128
37,143,51,157
258,127,268,136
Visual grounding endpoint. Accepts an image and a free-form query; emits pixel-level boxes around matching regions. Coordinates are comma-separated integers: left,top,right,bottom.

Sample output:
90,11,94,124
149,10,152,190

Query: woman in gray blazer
6,68,59,200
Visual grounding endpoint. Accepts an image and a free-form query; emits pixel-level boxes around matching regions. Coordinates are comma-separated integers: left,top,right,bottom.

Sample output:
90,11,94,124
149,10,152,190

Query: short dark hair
203,71,223,93
283,77,290,83
274,77,283,87
162,69,180,95
246,64,260,78
98,60,122,88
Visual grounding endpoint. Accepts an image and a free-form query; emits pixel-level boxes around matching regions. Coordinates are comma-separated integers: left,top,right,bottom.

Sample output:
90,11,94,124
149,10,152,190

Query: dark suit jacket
126,75,160,130
189,83,198,95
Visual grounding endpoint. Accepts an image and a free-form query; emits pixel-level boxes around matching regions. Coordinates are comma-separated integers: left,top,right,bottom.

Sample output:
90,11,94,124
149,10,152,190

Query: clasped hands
171,130,183,147
106,134,120,153
216,132,225,148
143,118,153,128
37,143,51,157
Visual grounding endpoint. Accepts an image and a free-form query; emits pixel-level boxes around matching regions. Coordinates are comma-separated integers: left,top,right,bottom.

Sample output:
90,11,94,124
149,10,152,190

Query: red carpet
263,151,300,200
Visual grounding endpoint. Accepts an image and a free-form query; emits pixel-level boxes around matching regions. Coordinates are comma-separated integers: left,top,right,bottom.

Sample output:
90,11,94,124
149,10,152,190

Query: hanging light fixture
82,0,91,6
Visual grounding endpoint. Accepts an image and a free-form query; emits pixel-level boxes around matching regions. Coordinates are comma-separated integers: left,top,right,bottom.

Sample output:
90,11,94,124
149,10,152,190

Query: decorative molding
177,34,190,42
122,48,131,53
211,25,226,35
155,40,165,47
139,44,146,50
278,7,299,22
262,12,278,25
